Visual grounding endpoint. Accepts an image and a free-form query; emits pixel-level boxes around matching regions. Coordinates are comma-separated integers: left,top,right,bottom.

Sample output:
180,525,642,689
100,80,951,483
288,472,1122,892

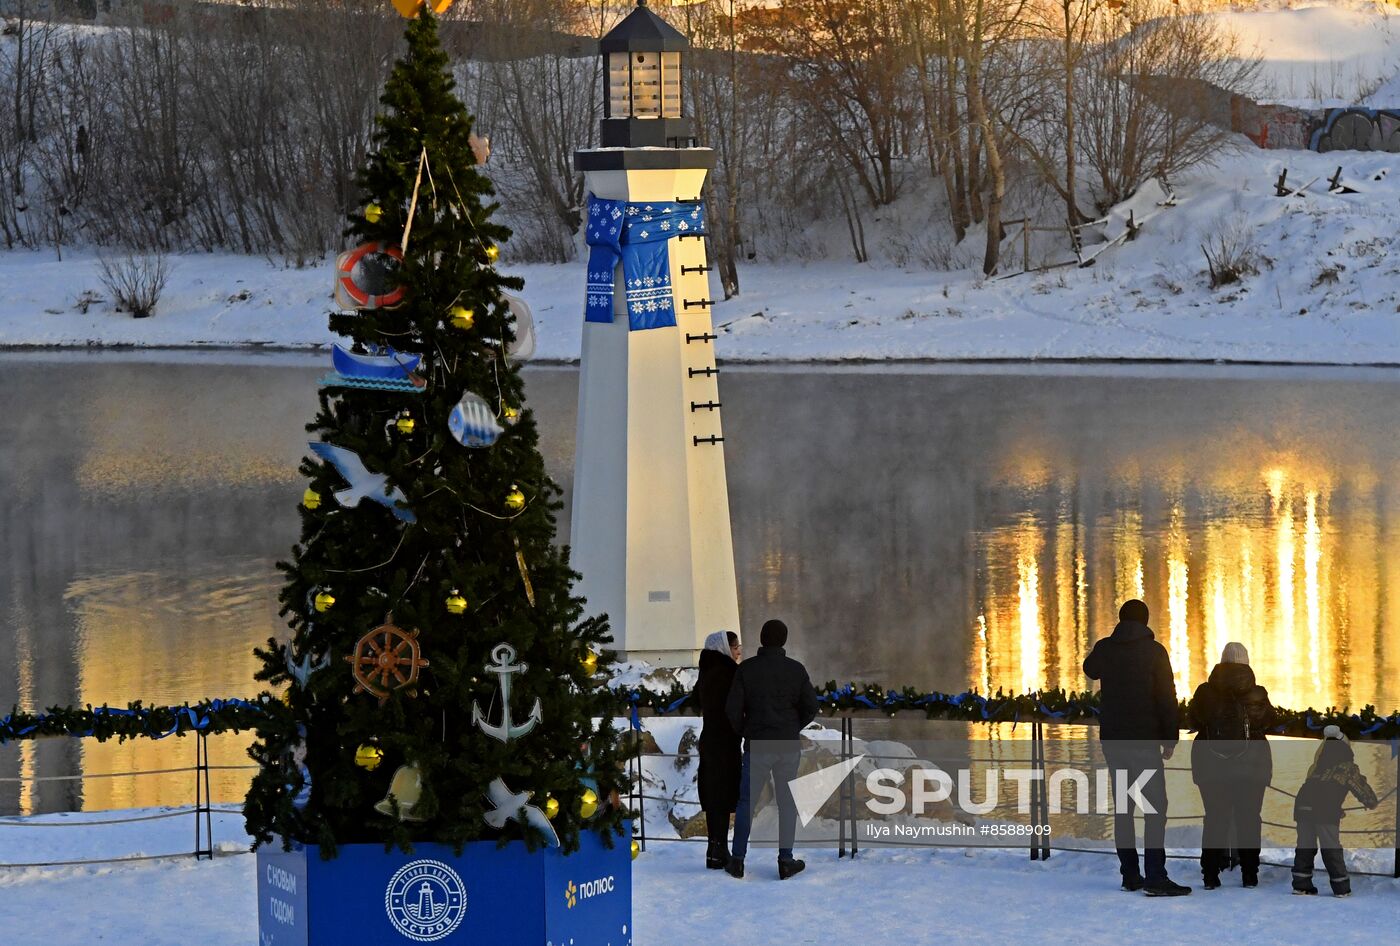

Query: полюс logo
385,859,467,942
564,875,615,909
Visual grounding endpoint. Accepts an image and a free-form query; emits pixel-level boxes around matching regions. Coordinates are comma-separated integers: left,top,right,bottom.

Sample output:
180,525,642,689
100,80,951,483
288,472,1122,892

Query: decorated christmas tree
243,9,626,857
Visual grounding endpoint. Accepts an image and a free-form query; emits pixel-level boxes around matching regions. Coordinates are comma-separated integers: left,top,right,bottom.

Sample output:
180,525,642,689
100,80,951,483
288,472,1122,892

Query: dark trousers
705,811,730,853
1292,821,1350,894
747,747,801,859
1199,779,1265,878
1103,743,1169,883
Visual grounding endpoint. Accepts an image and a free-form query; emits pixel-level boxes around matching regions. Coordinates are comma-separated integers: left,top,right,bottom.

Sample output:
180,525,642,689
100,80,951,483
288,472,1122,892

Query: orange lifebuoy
334,242,406,311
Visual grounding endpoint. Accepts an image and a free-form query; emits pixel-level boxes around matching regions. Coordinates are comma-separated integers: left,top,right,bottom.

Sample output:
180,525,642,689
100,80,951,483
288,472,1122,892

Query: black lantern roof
600,0,689,54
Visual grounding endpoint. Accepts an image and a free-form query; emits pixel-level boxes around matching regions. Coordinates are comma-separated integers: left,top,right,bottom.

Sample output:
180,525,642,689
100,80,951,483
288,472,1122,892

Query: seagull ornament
308,442,416,523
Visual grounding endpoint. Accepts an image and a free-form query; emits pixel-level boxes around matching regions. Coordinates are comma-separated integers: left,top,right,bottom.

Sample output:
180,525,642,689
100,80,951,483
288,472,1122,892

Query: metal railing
0,732,255,869
627,712,1400,881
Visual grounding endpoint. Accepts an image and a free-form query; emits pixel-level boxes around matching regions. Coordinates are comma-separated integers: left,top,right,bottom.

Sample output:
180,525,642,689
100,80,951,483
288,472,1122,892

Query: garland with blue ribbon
610,682,1400,742
0,697,267,744
3,689,1397,743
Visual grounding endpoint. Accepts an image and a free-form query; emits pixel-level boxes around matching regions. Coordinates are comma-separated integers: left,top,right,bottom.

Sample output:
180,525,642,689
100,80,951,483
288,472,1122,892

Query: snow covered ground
1,148,1397,364
0,805,1395,946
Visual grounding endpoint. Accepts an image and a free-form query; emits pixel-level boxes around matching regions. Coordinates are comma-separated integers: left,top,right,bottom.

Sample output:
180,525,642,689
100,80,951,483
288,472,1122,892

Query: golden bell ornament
445,590,468,615
448,305,475,330
314,591,336,612
302,487,322,510
581,651,599,674
354,743,384,771
544,796,560,820
501,405,520,425
630,839,640,860
578,788,599,819
395,414,416,435
364,203,383,223
485,244,500,262
505,486,525,512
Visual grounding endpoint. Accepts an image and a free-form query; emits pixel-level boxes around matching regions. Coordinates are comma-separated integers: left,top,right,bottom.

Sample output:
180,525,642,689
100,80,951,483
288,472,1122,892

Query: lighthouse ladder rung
684,298,715,310
686,332,719,344
678,232,709,241
690,400,722,412
688,366,719,378
681,264,712,275
693,435,724,446
676,196,705,205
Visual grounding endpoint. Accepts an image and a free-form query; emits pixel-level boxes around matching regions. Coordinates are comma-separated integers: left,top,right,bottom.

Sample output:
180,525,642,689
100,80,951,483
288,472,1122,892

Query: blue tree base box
257,827,632,946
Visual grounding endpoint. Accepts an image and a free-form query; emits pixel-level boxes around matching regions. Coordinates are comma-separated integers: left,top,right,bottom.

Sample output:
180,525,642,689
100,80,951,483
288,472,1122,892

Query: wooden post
1275,168,1288,197
1022,218,1031,273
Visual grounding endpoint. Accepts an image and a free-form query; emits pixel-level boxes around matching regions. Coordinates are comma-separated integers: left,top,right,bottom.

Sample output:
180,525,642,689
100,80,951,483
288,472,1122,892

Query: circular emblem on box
384,859,467,942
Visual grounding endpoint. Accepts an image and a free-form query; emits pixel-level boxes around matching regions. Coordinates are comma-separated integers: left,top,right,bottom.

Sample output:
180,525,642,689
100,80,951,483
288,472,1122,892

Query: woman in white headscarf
694,630,742,870
1188,641,1275,890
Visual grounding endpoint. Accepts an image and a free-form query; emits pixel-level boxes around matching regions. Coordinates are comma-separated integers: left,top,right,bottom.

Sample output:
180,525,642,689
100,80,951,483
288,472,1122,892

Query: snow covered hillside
2,148,1397,364
1210,1,1400,106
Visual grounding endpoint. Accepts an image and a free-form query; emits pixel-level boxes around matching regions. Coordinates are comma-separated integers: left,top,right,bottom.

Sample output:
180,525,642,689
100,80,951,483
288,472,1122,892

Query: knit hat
1119,599,1149,624
1220,642,1250,666
759,619,788,648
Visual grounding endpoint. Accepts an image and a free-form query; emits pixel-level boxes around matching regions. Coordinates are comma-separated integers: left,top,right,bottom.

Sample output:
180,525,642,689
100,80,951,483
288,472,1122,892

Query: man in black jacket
726,619,819,880
1083,599,1189,896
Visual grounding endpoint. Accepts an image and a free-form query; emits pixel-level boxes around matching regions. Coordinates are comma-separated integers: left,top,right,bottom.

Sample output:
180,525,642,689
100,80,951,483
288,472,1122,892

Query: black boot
705,840,727,870
725,856,744,879
1144,877,1191,897
1202,873,1221,890
778,857,806,880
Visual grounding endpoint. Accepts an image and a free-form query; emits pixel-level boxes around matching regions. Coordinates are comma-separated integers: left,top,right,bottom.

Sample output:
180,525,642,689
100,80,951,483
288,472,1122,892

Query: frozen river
1,353,1396,812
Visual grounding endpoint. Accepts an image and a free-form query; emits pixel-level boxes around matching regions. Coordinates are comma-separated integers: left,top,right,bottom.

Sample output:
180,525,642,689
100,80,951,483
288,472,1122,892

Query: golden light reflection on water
977,467,1399,713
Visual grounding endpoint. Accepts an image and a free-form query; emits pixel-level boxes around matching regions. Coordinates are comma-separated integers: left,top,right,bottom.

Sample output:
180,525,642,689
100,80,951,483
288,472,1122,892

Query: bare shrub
1200,214,1257,289
99,252,172,318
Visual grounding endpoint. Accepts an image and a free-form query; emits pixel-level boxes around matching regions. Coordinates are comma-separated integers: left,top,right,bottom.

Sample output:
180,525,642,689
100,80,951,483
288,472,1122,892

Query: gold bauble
581,651,599,673
445,590,468,615
354,743,384,771
395,414,416,435
485,244,500,262
314,591,336,612
280,689,293,706
544,796,560,820
501,405,520,425
448,305,475,330
364,203,383,223
302,487,322,510
578,788,599,819
505,486,525,512
630,839,640,860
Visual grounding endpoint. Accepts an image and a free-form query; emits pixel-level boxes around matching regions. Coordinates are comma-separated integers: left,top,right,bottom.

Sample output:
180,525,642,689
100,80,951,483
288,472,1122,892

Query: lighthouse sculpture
571,0,739,666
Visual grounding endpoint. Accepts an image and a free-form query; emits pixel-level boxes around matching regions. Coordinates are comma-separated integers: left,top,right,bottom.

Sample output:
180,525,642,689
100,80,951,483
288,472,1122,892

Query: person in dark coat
695,630,742,870
1083,599,1189,896
1291,726,1378,896
725,619,819,880
1189,641,1275,889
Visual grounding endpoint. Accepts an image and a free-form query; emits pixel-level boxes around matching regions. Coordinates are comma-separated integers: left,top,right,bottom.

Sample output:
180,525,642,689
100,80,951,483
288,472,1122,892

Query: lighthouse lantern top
597,1,693,148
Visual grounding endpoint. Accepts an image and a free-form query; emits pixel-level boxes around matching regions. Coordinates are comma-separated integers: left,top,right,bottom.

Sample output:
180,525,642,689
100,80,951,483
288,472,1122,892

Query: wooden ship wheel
345,622,429,704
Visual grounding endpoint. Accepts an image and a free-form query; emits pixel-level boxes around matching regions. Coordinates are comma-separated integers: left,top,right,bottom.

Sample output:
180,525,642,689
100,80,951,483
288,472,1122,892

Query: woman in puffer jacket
1189,642,1275,889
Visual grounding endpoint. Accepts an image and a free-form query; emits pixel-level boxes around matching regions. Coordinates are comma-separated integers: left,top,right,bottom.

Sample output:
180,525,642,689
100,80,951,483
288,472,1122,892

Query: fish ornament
447,391,505,448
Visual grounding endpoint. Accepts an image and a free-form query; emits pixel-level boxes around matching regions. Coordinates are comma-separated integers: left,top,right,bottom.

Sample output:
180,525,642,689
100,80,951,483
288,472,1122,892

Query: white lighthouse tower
570,0,739,666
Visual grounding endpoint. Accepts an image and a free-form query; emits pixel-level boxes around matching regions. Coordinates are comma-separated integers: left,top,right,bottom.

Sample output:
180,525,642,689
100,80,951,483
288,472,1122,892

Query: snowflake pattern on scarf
584,194,706,331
